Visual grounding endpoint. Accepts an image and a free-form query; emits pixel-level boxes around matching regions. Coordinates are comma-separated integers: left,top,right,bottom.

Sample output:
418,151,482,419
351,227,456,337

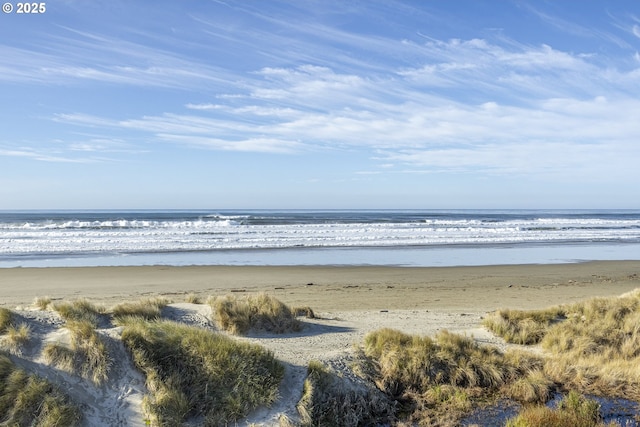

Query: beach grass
121,318,284,426
296,360,395,427
111,296,170,324
505,391,614,427
0,354,81,426
185,293,202,304
484,289,640,402
358,328,546,425
2,323,31,355
209,292,301,335
42,319,111,385
0,308,12,333
52,298,106,326
34,296,52,310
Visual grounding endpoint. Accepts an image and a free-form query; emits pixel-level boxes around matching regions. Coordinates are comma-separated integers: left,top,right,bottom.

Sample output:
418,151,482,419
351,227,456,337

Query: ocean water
1,210,640,268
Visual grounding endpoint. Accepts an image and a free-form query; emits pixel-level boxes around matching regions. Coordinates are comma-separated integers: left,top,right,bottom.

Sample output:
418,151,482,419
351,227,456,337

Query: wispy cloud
51,29,640,179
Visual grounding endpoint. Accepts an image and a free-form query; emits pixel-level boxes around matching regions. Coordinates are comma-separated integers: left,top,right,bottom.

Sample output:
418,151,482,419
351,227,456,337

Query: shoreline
1,260,639,312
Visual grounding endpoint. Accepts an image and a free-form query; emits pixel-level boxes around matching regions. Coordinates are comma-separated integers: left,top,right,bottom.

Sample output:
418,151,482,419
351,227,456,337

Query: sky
1,0,639,210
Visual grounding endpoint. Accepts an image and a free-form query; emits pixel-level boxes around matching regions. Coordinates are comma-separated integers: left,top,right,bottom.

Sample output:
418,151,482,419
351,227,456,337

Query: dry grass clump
505,391,614,427
210,293,301,335
0,308,31,355
1,323,31,355
52,298,106,326
185,293,202,304
483,306,565,345
111,296,170,324
34,296,52,310
296,360,395,427
0,308,12,333
292,306,316,319
42,319,111,385
359,328,546,424
121,319,284,426
0,354,81,426
486,289,640,402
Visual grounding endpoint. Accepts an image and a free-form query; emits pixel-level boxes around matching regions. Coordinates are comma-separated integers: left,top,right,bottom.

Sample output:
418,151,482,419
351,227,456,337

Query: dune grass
42,319,111,385
34,296,52,310
0,354,81,426
357,328,546,425
209,293,301,335
296,360,395,427
52,298,106,326
121,318,284,426
484,289,640,402
505,391,615,427
2,323,31,355
185,293,202,304
111,296,170,324
482,306,565,345
0,308,12,333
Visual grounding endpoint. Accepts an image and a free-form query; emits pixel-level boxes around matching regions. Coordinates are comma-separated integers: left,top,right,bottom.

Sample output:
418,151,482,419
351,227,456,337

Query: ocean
1,209,640,268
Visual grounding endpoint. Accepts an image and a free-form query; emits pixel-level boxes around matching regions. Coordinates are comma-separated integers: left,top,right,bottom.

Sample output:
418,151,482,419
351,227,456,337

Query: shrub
121,319,284,426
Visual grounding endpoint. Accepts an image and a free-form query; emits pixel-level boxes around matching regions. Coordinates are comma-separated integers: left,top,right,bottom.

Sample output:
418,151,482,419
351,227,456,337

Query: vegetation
210,293,301,335
111,297,170,324
484,289,640,401
296,360,395,427
482,306,565,345
0,308,12,333
121,319,284,426
0,354,81,426
505,391,615,427
34,296,52,310
353,328,547,425
43,319,111,385
2,323,31,355
185,293,202,304
52,298,106,326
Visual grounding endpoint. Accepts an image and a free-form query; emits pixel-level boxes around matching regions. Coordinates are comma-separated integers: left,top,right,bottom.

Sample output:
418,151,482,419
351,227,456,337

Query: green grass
296,360,395,427
121,319,284,426
0,354,81,426
42,319,111,385
111,297,170,324
210,293,301,335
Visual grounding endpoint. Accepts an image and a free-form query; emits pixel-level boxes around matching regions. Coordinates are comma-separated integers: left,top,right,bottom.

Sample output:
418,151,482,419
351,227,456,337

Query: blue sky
1,0,639,209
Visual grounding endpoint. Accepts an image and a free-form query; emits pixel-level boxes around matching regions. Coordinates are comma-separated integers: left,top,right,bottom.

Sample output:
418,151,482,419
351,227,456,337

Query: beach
2,261,640,426
2,261,640,311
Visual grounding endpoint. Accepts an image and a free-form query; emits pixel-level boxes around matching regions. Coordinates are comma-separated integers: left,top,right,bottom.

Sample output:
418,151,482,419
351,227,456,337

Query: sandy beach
2,261,640,426
2,261,640,312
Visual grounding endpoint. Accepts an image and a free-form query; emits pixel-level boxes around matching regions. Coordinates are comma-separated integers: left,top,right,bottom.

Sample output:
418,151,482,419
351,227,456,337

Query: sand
1,261,640,426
